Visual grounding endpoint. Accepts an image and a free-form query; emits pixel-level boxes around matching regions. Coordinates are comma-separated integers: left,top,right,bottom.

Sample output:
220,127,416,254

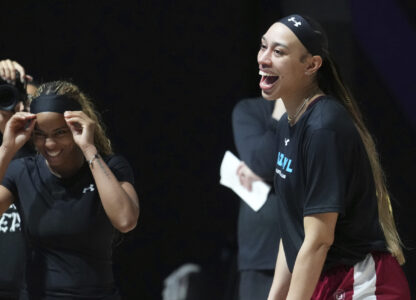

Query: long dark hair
305,16,405,264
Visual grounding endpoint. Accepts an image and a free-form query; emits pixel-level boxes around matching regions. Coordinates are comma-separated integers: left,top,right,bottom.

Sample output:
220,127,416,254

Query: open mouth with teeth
46,150,62,158
259,70,279,91
44,150,63,164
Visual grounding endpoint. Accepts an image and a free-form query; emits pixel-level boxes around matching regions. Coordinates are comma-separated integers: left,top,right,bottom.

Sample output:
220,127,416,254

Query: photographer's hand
0,59,33,84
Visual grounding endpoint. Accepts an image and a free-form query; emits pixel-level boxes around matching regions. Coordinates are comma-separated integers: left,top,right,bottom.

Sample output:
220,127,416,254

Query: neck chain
287,95,313,123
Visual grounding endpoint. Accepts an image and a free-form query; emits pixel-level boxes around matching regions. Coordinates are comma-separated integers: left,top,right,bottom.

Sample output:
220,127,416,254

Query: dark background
1,0,415,299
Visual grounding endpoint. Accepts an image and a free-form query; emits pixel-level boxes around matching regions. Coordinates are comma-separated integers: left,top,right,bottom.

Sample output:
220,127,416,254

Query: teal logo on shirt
276,152,293,179
277,152,293,173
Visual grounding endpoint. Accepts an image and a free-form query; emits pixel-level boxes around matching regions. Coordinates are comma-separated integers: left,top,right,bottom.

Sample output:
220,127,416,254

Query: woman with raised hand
256,15,410,299
0,81,139,299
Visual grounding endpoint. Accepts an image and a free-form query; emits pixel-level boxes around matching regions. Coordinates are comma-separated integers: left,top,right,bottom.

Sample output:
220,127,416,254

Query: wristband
88,153,100,167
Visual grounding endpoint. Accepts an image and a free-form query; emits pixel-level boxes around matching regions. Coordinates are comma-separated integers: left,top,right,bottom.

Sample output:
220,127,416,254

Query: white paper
219,151,270,211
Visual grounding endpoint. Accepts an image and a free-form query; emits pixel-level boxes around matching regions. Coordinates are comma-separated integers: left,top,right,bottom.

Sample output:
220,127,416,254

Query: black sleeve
105,155,135,185
303,129,346,215
1,159,20,197
231,98,278,181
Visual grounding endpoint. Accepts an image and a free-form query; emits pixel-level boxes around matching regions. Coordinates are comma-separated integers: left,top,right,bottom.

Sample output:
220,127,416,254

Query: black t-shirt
0,140,34,298
1,154,134,298
232,98,280,270
0,202,26,298
274,96,386,273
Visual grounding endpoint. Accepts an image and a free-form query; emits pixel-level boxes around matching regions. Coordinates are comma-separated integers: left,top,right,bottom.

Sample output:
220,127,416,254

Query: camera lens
0,84,20,111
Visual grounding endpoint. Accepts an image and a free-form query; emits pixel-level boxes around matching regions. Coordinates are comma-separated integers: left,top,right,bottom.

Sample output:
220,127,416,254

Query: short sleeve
303,129,346,216
105,155,135,185
1,159,21,197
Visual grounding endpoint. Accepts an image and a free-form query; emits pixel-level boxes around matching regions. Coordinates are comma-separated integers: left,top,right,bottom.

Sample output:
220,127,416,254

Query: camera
0,71,27,111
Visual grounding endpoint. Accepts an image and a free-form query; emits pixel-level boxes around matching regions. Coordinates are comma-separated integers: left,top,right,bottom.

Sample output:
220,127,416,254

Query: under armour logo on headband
288,17,301,27
279,14,324,56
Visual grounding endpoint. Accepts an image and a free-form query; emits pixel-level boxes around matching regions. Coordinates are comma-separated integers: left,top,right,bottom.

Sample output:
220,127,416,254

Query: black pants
238,270,274,300
19,288,121,300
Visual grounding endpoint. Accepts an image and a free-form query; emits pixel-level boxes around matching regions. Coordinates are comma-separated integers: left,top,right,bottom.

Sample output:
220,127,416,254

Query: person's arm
285,212,338,300
232,98,284,180
272,97,286,121
64,111,139,233
268,239,292,300
0,163,15,215
0,112,36,214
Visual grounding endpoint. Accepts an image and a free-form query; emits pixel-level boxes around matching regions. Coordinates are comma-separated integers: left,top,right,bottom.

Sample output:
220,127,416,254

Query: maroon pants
311,252,410,300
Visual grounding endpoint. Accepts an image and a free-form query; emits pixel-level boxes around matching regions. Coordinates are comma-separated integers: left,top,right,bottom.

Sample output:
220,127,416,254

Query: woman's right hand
2,112,36,154
236,161,263,191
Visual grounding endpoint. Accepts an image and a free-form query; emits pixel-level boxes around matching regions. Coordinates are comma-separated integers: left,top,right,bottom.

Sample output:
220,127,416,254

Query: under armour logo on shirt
288,17,301,27
83,184,95,194
285,138,290,146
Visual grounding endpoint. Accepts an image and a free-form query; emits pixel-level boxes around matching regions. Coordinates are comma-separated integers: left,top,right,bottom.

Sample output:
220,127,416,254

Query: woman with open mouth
0,81,139,299
259,14,410,300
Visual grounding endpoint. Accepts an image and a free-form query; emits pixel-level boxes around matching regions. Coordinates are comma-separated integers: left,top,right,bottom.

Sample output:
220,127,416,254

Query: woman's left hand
64,111,95,152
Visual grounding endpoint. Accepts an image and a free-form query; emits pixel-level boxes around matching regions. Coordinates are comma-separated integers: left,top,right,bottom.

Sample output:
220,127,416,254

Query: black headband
278,14,323,56
30,94,82,114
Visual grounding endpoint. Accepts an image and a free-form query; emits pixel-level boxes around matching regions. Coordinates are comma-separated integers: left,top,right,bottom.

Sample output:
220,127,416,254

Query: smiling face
257,22,311,101
33,112,83,175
